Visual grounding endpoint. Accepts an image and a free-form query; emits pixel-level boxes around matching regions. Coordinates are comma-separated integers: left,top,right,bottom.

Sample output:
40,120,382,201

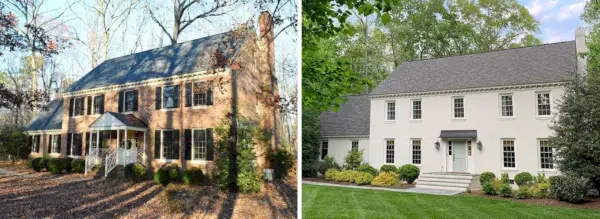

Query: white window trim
71,97,85,117
500,138,518,171
90,95,103,115
50,134,59,154
191,129,208,162
69,133,83,158
499,93,515,118
538,138,557,172
535,91,552,118
385,100,396,122
122,90,136,113
351,140,359,150
31,135,39,153
410,99,422,121
410,138,422,166
451,96,465,120
162,85,178,110
384,138,395,164
320,140,328,160
191,81,209,108
157,129,179,162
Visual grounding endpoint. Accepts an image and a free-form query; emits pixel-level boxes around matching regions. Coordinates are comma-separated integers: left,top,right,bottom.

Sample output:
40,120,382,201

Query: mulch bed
303,177,416,189
0,164,298,218
460,189,600,209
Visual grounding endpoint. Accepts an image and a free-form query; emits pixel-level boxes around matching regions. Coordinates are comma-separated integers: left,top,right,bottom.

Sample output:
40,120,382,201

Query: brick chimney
258,11,278,150
575,27,587,76
258,11,275,76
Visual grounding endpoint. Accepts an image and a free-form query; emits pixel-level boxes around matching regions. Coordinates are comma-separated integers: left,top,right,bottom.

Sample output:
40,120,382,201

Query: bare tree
146,0,243,45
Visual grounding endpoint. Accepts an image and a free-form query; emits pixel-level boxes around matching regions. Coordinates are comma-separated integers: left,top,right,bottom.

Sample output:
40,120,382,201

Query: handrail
105,150,118,178
84,145,99,175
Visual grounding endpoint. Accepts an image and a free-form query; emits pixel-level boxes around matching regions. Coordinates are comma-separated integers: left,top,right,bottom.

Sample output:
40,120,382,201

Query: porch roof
89,112,147,131
439,130,477,139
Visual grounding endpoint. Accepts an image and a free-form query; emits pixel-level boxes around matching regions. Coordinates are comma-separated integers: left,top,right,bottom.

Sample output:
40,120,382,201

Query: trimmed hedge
480,172,495,185
318,156,341,174
124,163,146,182
64,157,73,172
550,175,592,203
71,159,85,173
154,167,170,186
183,168,204,185
47,158,65,174
357,163,378,176
500,184,512,197
324,169,339,181
31,158,43,172
380,165,397,173
398,164,420,184
514,172,533,187
167,164,181,182
516,186,531,199
355,172,374,185
371,172,400,187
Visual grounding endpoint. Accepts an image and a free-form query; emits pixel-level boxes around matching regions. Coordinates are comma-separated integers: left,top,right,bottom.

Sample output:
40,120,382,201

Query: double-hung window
193,82,208,106
321,141,328,159
386,101,396,121
31,135,40,153
539,140,554,170
351,141,358,150
192,129,208,160
124,91,136,112
452,97,464,118
162,130,180,160
412,99,422,120
503,140,516,168
500,94,513,117
163,85,178,109
536,92,551,116
70,133,83,156
72,97,85,116
51,135,60,153
412,139,421,164
386,139,395,163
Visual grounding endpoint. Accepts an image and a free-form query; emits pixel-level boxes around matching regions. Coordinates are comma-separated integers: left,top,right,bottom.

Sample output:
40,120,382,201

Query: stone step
420,173,474,180
418,177,473,184
417,180,471,188
416,184,468,191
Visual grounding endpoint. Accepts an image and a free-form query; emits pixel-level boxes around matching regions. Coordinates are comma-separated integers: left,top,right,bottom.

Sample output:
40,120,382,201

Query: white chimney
575,27,587,76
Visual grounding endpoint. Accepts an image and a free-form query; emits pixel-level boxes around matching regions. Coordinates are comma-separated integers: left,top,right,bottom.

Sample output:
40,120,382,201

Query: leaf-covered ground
0,165,297,218
303,184,600,219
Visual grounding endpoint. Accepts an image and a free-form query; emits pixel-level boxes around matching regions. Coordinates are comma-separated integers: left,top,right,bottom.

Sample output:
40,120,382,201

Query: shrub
371,172,400,187
27,156,34,168
71,159,85,173
380,165,397,173
124,163,146,182
530,182,551,198
357,163,378,176
318,156,341,174
480,172,496,185
324,169,340,181
154,167,170,186
398,164,420,184
166,164,181,182
500,184,512,197
63,157,73,172
302,160,319,177
516,186,531,199
47,158,65,174
515,172,533,187
337,170,359,183
182,168,204,185
482,182,497,195
40,157,49,171
550,175,592,203
535,173,548,184
344,149,363,170
31,158,43,172
355,172,374,185
500,173,509,184
238,171,261,193
273,149,293,178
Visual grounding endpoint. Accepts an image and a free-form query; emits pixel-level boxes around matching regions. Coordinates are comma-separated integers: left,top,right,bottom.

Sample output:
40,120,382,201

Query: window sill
452,118,466,122
535,116,552,120
157,159,178,163
384,120,396,124
160,108,177,112
409,119,423,123
501,168,518,172
71,116,84,119
49,153,61,156
499,117,516,120
122,111,135,115
190,160,209,165
191,105,208,109
411,164,422,167
69,155,82,159
538,169,558,173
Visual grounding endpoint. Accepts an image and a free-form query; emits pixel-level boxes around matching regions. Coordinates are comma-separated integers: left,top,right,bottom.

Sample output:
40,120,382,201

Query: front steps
416,172,480,191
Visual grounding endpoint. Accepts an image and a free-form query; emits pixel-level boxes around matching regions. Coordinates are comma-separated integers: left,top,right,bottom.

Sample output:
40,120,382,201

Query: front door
453,140,467,172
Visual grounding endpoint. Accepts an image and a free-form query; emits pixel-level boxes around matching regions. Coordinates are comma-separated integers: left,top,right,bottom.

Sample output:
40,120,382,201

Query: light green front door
453,140,467,172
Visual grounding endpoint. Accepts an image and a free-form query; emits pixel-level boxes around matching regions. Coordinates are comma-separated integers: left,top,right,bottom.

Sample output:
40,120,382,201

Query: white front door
453,140,467,172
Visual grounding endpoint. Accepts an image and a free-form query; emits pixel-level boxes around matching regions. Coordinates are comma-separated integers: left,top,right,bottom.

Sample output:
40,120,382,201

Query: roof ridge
401,40,576,64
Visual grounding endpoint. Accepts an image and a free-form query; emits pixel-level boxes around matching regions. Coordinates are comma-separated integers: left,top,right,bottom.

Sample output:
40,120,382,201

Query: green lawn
302,184,600,219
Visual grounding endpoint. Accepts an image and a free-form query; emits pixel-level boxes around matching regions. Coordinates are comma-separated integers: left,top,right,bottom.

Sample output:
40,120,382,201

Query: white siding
368,86,564,178
321,138,370,165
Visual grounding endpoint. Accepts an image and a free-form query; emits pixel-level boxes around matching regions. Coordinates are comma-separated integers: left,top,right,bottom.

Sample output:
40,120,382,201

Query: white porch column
87,132,91,157
117,129,120,148
124,128,128,147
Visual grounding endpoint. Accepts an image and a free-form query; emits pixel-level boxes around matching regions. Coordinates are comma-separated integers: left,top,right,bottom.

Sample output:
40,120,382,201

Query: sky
522,0,588,43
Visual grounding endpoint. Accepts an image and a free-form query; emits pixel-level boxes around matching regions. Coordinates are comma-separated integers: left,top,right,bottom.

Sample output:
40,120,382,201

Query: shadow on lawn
0,174,163,218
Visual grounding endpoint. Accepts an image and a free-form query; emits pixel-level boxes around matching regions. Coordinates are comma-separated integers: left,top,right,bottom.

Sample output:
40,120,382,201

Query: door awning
439,130,477,139
89,112,147,131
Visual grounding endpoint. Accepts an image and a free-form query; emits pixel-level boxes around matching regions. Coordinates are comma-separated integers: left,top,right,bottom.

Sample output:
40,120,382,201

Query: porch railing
105,150,117,178
84,143,99,175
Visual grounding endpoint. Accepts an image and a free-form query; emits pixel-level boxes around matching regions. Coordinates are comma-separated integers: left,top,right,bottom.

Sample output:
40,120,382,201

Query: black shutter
85,132,90,155
154,130,161,159
155,87,162,110
118,91,124,112
99,95,105,114
57,135,61,154
87,96,92,115
184,129,191,160
207,81,214,105
174,85,180,108
185,83,192,107
133,90,139,112
35,135,40,153
206,128,214,160
173,129,180,159
69,98,74,116
47,135,51,154
67,134,72,156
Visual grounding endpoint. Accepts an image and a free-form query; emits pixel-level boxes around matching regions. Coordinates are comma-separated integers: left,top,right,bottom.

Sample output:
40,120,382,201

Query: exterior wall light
435,141,440,150
477,141,483,150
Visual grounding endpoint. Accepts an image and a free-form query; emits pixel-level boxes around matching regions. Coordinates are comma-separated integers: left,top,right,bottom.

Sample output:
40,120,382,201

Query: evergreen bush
379,165,397,173
480,171,496,185
515,172,533,187
357,163,378,176
182,168,204,185
371,172,400,187
398,164,420,184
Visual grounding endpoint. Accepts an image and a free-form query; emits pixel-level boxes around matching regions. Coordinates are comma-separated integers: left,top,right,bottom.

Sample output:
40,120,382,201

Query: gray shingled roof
320,95,370,136
371,41,577,95
67,30,250,92
25,99,63,131
105,112,147,128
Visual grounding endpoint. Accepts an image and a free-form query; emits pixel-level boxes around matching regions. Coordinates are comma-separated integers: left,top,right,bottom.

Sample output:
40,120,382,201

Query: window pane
539,140,553,169
537,93,551,116
163,86,175,108
321,141,328,159
413,100,421,119
453,98,464,118
386,140,394,163
125,92,135,112
387,102,395,120
501,95,513,117
412,140,421,164
352,141,358,150
193,130,207,160
162,131,178,159
503,140,515,168
193,82,207,106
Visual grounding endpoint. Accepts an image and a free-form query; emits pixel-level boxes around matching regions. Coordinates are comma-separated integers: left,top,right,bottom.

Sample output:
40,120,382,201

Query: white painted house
320,29,587,190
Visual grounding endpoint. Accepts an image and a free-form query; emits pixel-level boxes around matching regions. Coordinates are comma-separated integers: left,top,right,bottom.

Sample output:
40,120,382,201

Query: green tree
344,149,364,170
301,107,321,176
582,0,600,81
0,126,30,161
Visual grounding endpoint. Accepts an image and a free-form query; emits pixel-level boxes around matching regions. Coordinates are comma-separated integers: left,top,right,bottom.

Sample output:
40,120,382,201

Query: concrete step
421,173,474,180
418,177,473,184
417,181,471,188
416,184,467,191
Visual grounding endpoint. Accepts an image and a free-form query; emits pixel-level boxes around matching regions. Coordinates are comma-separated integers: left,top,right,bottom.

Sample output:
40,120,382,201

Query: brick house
24,11,279,177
